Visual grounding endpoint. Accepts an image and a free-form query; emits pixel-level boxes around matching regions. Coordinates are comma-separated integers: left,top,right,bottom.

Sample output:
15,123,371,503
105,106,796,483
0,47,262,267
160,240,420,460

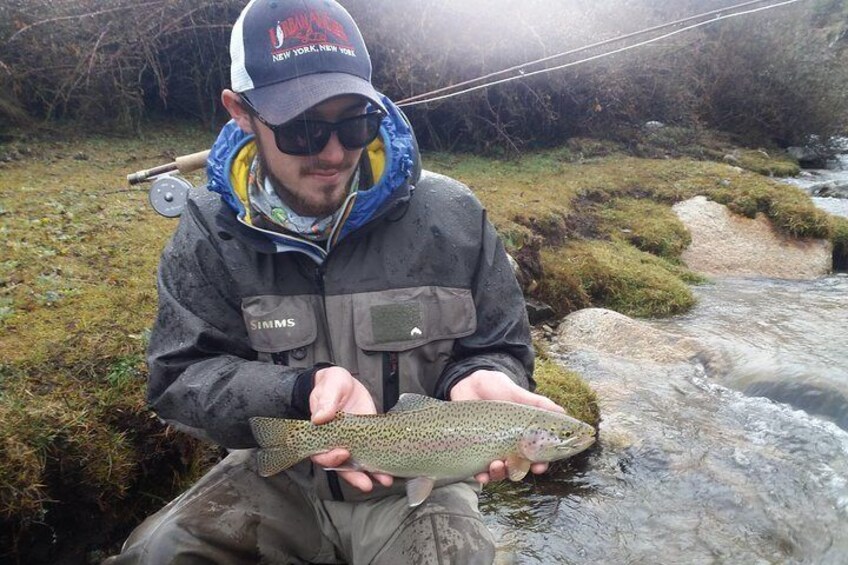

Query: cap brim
243,72,387,125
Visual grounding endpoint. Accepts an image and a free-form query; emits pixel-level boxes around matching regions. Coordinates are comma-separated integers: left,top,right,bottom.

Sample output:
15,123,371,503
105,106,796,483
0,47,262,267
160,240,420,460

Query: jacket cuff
291,363,335,419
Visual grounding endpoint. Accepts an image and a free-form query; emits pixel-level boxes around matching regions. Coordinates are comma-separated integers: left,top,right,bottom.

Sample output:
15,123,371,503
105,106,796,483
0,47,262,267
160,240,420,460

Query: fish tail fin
256,446,304,477
249,417,318,476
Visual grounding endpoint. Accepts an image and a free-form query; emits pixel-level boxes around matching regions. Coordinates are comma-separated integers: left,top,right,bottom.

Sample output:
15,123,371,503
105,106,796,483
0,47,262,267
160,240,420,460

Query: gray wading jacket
147,97,534,502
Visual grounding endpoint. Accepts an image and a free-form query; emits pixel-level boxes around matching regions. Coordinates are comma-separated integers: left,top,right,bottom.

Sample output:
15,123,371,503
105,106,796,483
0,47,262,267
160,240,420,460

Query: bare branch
7,1,167,43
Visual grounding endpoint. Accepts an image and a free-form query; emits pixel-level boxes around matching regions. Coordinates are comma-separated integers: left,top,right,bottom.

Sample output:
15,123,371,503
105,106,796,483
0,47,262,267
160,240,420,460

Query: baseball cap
230,0,386,126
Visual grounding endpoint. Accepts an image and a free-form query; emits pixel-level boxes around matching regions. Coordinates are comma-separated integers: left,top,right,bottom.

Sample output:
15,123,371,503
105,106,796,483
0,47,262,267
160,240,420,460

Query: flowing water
481,152,848,563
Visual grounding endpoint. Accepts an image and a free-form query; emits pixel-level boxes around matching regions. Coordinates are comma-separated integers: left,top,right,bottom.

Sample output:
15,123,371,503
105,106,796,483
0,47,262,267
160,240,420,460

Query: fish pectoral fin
405,477,436,507
506,454,532,482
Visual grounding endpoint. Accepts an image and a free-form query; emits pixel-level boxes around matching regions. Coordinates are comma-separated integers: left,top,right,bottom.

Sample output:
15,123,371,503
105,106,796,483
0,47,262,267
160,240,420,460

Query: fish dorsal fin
389,393,443,413
405,476,436,507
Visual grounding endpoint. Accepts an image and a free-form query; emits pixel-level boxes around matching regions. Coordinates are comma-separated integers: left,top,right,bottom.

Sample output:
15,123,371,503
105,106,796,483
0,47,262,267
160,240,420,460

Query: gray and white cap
230,0,386,125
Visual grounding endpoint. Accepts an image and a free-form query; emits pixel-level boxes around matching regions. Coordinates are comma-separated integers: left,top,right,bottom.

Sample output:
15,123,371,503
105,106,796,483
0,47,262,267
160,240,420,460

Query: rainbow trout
249,393,596,506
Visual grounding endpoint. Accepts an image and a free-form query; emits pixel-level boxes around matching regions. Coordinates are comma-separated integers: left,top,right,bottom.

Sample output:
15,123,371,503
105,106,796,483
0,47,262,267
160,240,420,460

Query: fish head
518,413,597,463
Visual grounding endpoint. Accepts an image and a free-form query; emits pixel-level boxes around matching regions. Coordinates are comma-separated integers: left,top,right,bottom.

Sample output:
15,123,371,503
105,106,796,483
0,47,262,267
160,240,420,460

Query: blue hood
205,94,419,257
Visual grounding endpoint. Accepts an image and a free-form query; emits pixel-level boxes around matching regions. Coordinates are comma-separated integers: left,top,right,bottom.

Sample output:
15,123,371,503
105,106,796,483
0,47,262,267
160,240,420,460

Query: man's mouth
306,169,343,181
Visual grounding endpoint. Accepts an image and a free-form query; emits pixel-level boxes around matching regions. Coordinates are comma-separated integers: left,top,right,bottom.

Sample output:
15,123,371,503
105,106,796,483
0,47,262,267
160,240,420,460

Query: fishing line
396,0,778,105
396,0,807,108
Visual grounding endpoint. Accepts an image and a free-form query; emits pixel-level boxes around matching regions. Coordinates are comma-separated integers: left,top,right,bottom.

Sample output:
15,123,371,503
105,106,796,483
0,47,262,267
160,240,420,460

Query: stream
481,151,848,564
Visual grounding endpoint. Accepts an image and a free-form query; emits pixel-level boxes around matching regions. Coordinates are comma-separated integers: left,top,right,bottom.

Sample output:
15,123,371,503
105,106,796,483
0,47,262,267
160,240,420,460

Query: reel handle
126,149,210,185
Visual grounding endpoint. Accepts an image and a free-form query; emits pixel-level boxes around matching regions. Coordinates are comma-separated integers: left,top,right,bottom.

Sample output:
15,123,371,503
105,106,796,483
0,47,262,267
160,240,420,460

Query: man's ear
221,89,255,134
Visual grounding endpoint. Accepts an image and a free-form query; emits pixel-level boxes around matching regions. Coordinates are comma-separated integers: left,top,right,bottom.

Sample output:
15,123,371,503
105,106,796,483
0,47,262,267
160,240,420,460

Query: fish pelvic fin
405,476,436,507
250,417,316,477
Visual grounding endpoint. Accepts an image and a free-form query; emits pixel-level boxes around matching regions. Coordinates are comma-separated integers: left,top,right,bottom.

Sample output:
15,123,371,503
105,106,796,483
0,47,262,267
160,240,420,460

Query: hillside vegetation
1,0,847,149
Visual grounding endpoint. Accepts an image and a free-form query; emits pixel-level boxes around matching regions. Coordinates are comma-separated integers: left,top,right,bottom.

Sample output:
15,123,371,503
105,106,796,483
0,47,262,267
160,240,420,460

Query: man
107,0,563,563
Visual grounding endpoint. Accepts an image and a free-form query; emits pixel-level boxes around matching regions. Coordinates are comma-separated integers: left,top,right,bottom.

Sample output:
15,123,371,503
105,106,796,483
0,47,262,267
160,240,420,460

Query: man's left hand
449,370,565,484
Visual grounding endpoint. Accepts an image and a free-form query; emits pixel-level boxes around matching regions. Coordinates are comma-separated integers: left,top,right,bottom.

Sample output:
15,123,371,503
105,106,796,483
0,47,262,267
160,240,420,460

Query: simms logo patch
250,319,296,331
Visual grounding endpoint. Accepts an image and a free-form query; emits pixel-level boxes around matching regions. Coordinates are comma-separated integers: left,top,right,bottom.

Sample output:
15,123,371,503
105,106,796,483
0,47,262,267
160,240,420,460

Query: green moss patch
533,358,600,427
537,242,700,318
597,198,691,259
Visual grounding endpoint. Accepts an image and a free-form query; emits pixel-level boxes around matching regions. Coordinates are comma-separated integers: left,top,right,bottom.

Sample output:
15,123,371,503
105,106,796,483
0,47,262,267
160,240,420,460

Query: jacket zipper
314,265,344,501
382,352,400,413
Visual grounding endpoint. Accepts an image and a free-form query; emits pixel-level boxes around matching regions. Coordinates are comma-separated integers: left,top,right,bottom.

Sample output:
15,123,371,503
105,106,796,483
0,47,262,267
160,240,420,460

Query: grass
533,358,600,427
0,121,841,559
0,121,217,556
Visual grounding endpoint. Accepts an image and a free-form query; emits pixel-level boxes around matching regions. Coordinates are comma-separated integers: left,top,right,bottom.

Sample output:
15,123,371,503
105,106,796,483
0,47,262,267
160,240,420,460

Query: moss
0,122,215,539
734,149,801,177
597,198,692,259
538,241,700,318
533,358,600,427
710,181,831,238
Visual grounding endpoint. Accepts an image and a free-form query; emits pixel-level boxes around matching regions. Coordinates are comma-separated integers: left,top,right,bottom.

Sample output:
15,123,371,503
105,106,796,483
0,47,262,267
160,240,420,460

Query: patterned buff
246,156,358,241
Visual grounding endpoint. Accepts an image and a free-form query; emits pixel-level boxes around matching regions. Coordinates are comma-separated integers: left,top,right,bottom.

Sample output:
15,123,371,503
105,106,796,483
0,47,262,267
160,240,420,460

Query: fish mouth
558,434,596,454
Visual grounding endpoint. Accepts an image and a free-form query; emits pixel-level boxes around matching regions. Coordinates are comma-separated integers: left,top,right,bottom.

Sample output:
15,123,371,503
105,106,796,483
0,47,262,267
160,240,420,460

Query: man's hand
308,366,393,492
449,369,565,484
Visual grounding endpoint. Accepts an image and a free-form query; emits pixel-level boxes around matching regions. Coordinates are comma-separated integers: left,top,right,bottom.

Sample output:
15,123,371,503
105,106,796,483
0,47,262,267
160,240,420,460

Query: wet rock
672,196,831,279
811,181,848,199
525,298,555,325
555,308,702,364
787,146,829,169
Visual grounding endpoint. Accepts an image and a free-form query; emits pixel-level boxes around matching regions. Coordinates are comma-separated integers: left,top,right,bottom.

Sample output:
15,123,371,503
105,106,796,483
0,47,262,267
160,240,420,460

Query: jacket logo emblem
410,327,423,337
250,319,296,331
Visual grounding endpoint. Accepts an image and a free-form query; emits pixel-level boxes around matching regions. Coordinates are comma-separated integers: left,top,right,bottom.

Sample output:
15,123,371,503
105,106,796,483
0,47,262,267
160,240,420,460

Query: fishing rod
397,0,807,108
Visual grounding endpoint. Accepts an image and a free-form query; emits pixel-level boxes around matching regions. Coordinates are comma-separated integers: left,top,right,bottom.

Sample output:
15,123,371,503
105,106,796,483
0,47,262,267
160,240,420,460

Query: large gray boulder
672,196,831,279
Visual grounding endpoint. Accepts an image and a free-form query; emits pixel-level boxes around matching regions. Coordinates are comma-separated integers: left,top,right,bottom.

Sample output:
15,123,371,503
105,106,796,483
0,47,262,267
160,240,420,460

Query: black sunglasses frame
240,95,384,156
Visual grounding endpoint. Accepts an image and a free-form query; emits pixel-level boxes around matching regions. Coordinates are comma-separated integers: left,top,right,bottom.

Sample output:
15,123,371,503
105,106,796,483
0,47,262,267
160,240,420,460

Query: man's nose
315,131,346,164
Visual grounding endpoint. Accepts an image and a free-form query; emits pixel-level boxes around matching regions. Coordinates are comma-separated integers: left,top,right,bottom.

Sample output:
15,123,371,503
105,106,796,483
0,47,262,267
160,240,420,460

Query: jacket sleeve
146,200,311,448
434,211,535,399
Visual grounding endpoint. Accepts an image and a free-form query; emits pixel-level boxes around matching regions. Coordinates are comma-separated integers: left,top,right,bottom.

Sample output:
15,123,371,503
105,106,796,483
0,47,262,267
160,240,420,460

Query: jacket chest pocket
352,286,476,411
242,295,320,369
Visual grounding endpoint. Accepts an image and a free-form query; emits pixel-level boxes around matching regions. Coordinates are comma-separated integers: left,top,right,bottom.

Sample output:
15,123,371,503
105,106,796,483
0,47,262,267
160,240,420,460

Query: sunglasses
241,96,384,156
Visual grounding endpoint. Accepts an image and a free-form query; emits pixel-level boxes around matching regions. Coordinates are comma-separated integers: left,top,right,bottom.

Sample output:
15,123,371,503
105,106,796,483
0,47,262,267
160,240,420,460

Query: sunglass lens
275,120,331,156
337,114,382,150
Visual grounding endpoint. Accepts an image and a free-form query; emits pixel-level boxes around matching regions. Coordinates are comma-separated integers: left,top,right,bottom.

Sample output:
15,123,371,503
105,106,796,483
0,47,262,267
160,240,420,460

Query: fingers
311,448,350,468
337,470,374,492
372,472,394,488
311,377,345,424
310,367,378,424
487,460,507,482
513,387,566,414
310,450,393,492
530,462,549,475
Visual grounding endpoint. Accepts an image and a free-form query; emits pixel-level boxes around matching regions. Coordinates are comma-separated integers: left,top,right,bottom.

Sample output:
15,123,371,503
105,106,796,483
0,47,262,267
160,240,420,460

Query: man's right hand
308,366,394,492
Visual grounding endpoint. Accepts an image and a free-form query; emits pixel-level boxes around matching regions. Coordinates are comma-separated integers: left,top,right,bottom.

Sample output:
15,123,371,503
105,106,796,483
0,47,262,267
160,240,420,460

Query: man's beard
253,134,357,218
